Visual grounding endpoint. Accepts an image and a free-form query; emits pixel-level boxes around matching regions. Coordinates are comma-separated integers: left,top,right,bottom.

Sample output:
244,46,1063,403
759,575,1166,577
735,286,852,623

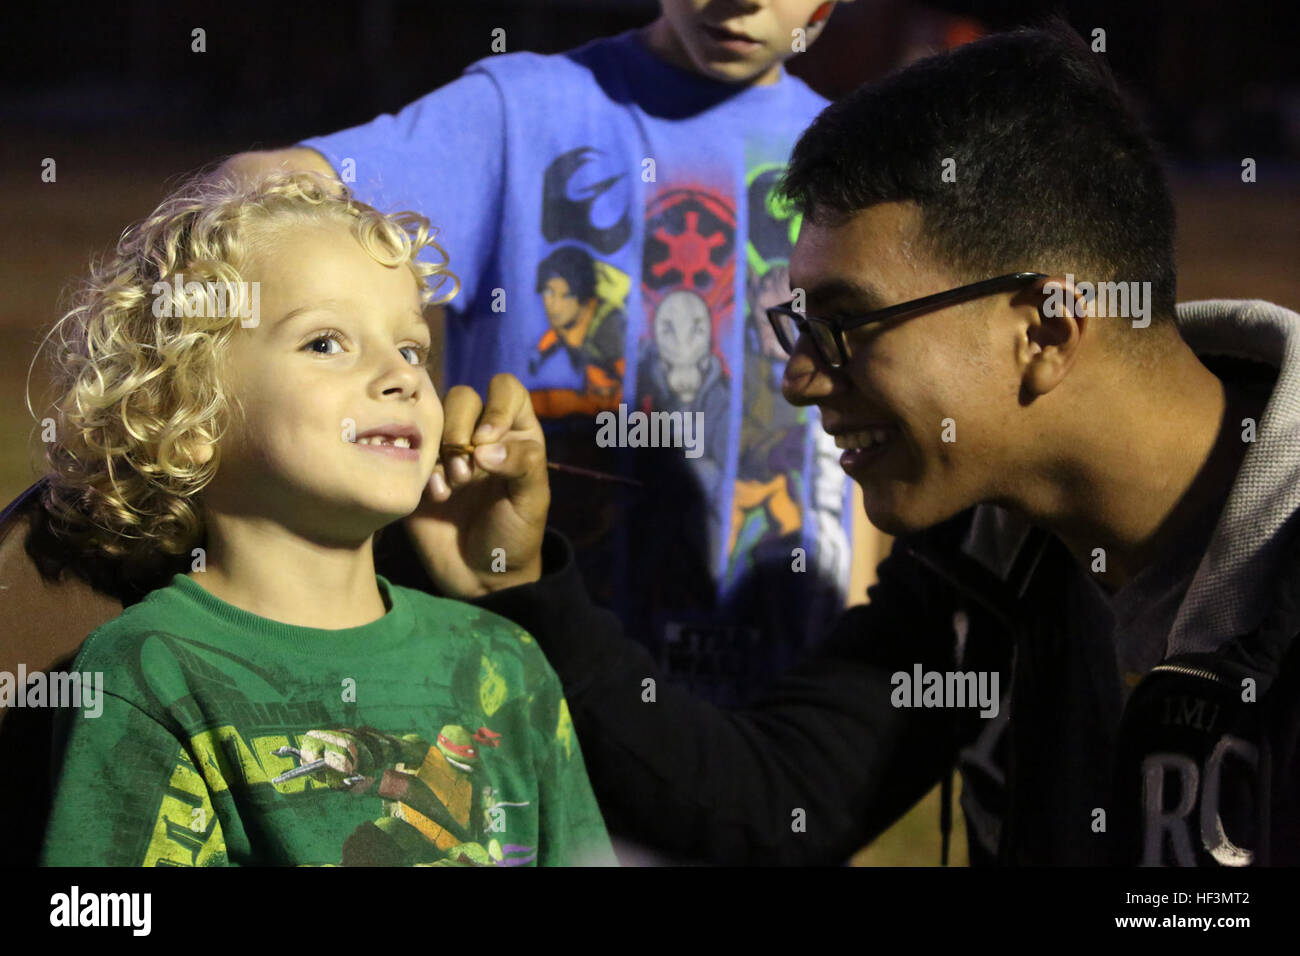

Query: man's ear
1017,275,1087,397
1032,273,1095,330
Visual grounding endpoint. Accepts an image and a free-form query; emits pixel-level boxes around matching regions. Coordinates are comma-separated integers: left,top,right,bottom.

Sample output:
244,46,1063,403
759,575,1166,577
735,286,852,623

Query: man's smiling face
782,201,1024,536
202,219,443,544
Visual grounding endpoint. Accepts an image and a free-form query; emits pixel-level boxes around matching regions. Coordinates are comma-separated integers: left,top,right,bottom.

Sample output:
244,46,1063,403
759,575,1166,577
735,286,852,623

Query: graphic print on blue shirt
636,180,735,568
529,147,632,418
300,31,854,706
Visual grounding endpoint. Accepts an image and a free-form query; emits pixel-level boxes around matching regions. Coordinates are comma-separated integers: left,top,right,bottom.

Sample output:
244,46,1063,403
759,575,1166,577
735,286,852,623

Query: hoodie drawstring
940,608,970,865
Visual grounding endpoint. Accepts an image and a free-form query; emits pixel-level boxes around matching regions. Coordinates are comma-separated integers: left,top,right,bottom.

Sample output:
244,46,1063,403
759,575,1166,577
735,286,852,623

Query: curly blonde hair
31,168,458,583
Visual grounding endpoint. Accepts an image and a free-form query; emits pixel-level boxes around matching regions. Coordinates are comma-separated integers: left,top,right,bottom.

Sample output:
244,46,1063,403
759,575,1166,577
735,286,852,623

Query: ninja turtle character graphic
274,723,534,866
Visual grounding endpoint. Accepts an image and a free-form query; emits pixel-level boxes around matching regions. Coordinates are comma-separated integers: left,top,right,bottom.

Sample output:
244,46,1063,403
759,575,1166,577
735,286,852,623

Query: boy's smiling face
202,219,441,544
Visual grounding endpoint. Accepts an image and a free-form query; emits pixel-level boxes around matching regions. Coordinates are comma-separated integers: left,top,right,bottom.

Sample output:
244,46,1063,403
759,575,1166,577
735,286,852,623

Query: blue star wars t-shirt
302,29,854,706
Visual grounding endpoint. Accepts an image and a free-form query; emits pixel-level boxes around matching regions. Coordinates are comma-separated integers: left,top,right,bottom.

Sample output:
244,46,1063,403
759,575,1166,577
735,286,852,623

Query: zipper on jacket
1146,662,1229,685
1118,663,1230,745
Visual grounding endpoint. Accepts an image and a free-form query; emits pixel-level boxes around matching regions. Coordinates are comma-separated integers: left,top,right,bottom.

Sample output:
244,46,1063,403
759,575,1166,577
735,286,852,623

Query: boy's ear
802,2,841,48
189,440,215,466
807,2,836,28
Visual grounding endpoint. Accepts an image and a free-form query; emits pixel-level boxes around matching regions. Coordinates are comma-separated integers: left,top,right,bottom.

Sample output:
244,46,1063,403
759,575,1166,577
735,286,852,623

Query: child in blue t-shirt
223,1,856,707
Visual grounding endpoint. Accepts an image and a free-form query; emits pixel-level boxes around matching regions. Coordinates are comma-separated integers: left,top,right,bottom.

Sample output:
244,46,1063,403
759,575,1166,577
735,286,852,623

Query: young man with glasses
466,21,1300,865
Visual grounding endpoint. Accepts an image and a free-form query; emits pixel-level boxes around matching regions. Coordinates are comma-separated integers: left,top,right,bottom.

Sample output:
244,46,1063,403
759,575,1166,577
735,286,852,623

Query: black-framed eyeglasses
766,271,1048,368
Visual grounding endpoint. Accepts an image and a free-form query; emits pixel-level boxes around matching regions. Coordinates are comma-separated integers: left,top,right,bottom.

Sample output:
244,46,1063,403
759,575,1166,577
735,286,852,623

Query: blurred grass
1,135,241,505
0,347,45,500
853,779,968,866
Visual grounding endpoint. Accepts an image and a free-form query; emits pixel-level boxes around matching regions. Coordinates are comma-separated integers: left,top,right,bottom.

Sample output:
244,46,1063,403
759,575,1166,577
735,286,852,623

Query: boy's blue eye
304,331,345,355
303,331,429,366
400,345,431,366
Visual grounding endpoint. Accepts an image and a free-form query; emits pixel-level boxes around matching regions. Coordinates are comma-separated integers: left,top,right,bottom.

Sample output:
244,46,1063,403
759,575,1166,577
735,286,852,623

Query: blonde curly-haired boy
36,170,615,867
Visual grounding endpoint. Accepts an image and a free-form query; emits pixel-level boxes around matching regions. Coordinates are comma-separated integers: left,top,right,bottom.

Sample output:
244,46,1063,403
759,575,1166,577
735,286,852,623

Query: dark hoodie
472,299,1300,865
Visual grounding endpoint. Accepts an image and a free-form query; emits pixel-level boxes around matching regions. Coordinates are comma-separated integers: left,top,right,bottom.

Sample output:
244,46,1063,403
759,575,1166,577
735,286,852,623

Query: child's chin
357,489,426,522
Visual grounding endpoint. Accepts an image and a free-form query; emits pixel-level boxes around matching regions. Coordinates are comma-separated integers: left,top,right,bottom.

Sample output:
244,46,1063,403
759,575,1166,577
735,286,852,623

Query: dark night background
3,0,1298,156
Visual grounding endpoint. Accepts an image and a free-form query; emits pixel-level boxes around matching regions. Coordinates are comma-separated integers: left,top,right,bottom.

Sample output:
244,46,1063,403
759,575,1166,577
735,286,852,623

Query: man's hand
403,373,549,598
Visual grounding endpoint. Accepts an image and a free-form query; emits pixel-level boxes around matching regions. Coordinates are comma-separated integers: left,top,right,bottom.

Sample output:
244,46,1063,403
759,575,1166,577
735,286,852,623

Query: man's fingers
472,438,550,519
471,437,544,481
428,464,451,501
441,384,485,443
438,374,544,489
472,373,541,445
440,384,484,486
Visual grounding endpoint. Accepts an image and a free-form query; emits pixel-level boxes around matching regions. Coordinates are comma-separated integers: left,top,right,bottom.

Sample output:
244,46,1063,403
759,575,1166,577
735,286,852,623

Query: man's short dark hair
779,20,1178,338
536,245,597,301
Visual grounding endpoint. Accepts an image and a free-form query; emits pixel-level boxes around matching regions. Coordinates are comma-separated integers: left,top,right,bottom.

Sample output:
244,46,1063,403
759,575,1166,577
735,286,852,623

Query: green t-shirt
40,573,617,867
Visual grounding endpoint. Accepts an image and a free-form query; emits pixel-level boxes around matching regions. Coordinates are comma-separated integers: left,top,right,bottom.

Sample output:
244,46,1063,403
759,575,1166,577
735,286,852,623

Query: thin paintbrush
440,443,643,488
